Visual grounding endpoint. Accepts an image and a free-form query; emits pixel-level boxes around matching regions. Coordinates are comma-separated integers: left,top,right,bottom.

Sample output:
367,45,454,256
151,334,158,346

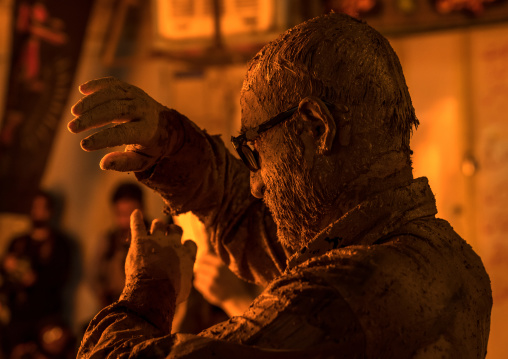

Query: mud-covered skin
78,176,491,358
73,13,492,359
69,77,191,172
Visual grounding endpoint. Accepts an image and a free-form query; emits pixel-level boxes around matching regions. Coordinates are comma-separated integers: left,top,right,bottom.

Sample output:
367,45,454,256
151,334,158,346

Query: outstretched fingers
78,77,123,95
72,85,131,116
69,96,146,133
100,151,155,172
70,77,148,133
80,120,151,151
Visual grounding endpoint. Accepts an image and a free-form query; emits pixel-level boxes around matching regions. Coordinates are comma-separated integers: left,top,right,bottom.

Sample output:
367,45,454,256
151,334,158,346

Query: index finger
130,209,147,240
79,77,123,95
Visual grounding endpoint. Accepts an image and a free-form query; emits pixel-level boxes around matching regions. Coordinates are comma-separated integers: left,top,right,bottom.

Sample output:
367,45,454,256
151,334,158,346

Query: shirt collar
286,177,438,269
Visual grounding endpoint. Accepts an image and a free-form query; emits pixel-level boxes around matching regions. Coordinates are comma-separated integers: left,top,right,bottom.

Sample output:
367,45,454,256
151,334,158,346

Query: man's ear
298,97,337,155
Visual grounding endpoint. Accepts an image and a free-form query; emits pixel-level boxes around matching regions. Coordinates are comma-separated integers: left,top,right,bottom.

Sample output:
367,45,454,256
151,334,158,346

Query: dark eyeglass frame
231,100,332,172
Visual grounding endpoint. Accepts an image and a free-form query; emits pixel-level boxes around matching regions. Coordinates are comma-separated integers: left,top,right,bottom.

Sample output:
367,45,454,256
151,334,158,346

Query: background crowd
0,183,261,359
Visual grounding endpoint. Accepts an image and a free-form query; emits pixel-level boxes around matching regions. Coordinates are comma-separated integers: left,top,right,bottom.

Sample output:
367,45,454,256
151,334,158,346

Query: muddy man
69,13,492,359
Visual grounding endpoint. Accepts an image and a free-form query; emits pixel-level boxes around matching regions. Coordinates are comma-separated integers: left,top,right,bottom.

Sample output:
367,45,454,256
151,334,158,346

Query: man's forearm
119,278,176,334
135,115,287,286
134,110,228,219
78,265,365,359
78,279,176,359
78,302,170,359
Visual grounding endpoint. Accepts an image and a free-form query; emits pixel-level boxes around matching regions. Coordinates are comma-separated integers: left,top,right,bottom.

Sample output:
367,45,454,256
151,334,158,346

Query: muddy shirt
79,129,492,358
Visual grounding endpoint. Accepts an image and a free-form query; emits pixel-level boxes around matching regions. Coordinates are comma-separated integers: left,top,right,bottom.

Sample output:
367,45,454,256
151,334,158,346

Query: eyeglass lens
241,144,259,171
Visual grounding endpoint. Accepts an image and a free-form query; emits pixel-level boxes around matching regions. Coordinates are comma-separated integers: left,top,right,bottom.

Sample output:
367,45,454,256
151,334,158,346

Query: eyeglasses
231,101,332,172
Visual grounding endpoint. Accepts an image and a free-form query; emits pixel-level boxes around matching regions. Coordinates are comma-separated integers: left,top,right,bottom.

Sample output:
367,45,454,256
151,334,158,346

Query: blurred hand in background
193,252,259,317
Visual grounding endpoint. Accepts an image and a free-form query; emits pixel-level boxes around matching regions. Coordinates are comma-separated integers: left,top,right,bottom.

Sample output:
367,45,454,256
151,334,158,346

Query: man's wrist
120,278,176,335
135,109,205,182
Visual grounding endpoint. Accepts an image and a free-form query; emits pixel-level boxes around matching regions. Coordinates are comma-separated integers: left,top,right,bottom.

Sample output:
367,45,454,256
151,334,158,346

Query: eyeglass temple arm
233,101,335,143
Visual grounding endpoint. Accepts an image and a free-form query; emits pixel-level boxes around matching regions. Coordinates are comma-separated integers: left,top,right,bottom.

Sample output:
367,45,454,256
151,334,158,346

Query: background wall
391,26,508,358
0,0,507,356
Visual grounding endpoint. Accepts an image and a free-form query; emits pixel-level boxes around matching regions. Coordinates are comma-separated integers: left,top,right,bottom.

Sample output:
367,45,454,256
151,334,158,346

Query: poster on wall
0,0,95,214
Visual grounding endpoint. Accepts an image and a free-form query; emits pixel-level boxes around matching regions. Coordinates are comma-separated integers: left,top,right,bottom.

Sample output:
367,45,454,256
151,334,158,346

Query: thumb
101,151,156,172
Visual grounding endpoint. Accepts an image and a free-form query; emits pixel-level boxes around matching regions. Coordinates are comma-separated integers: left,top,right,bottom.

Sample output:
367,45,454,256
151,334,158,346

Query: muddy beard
262,130,333,252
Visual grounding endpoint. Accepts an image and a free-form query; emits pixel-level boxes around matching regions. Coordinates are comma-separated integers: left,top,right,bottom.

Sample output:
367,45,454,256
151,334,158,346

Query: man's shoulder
277,217,491,357
281,214,490,318
297,215,478,267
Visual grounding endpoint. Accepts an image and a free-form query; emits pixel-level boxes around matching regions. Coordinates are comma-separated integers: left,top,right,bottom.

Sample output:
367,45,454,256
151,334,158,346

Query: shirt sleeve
77,266,366,359
135,110,287,286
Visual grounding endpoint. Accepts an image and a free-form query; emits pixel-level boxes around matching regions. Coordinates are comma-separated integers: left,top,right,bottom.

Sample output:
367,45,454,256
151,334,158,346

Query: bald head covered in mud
71,12,491,359
240,14,419,250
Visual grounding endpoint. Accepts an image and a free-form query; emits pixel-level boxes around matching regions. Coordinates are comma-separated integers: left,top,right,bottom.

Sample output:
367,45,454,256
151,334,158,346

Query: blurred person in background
90,182,154,308
0,190,76,359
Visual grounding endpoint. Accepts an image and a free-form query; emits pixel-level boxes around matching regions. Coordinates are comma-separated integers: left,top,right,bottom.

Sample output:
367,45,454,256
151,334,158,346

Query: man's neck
281,151,414,255
316,163,414,241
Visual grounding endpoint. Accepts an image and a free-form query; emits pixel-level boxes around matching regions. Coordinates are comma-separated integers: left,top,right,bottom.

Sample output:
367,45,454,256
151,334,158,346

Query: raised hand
68,77,181,172
122,210,197,305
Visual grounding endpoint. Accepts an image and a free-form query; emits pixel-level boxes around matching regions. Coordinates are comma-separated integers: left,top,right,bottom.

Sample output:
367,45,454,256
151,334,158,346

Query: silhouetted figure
0,190,75,358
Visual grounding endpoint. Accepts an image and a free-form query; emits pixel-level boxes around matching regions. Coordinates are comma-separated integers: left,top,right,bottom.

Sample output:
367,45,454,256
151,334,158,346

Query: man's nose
250,170,265,198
